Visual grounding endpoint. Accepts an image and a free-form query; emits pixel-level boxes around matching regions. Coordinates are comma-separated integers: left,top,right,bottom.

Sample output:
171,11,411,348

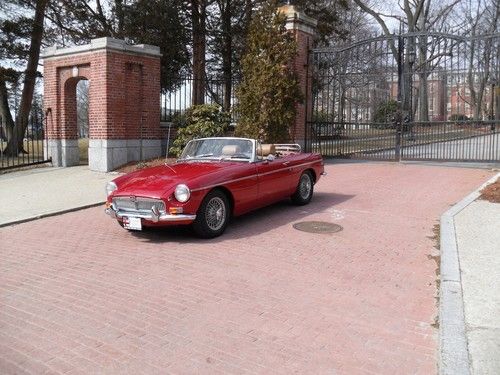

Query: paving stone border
439,172,500,375
0,202,105,228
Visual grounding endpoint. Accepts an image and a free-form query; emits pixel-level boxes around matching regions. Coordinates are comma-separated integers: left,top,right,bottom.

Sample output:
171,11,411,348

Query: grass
0,139,46,156
0,139,48,169
479,179,500,203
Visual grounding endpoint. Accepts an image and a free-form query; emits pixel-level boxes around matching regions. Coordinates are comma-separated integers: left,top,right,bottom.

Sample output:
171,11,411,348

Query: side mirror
266,154,275,162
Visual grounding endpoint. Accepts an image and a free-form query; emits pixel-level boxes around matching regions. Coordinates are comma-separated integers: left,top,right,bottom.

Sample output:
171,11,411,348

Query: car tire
291,171,314,205
192,189,230,238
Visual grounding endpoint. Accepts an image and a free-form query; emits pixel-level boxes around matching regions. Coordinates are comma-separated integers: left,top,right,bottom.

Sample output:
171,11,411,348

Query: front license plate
123,216,142,231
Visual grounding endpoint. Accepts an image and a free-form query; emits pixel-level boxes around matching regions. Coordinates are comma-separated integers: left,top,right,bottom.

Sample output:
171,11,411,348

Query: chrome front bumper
105,207,196,223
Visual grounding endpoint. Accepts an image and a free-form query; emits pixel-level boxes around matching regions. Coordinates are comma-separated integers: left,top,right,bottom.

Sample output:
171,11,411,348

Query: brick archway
42,38,162,171
66,77,89,139
63,76,88,137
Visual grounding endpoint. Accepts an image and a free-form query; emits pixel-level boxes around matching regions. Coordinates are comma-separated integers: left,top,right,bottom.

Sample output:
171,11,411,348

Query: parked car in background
105,137,325,238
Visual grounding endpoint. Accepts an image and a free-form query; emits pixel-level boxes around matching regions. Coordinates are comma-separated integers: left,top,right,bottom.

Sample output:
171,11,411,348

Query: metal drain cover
293,221,343,234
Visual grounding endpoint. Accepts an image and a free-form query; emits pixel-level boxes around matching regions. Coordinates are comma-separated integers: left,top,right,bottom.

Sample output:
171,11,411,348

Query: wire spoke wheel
205,197,226,231
299,174,312,200
291,171,314,206
193,189,230,238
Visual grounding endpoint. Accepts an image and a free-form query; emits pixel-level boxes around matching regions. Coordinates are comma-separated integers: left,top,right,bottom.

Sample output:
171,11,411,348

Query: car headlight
174,184,190,202
106,181,118,197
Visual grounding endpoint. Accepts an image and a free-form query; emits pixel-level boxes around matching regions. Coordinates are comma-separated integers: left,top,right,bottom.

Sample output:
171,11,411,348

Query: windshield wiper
194,153,214,158
220,155,251,160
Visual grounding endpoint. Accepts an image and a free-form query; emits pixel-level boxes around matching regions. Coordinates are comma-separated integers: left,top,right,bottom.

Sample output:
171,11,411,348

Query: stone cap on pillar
41,37,162,60
278,5,318,36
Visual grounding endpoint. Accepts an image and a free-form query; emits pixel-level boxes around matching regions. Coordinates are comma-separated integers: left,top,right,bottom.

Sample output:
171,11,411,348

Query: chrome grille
112,197,166,213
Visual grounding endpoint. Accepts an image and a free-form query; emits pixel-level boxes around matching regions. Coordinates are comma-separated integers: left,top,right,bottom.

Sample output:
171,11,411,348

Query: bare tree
463,0,499,120
3,0,49,156
352,0,460,122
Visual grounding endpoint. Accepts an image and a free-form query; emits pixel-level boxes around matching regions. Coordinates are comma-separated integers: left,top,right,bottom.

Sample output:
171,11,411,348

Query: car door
255,157,294,205
223,162,259,215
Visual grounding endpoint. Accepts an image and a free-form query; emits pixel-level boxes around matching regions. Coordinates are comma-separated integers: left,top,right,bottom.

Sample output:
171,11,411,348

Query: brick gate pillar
42,38,162,171
279,5,317,147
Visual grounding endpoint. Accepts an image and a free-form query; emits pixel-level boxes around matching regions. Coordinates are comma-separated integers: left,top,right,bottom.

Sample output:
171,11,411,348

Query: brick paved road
0,163,493,374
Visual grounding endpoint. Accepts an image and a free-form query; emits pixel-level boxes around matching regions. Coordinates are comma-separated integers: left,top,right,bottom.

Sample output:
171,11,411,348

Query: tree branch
83,0,114,36
352,0,398,57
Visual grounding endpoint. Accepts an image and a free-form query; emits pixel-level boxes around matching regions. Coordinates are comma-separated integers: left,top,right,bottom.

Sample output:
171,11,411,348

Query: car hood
112,161,233,199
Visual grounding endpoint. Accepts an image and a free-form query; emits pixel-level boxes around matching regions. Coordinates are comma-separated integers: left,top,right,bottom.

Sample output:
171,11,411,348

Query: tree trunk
474,88,484,120
244,0,253,35
412,85,419,120
468,37,491,120
401,57,413,117
417,34,429,122
468,36,479,120
0,78,15,142
222,0,232,111
115,0,124,39
417,74,429,121
339,89,346,123
192,0,206,105
4,0,48,156
495,85,500,121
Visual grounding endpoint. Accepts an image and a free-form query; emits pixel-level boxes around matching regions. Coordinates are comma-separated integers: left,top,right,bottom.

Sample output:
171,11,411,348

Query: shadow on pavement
126,192,355,244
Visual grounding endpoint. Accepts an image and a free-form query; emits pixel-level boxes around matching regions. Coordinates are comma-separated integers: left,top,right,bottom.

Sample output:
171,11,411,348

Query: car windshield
179,138,253,161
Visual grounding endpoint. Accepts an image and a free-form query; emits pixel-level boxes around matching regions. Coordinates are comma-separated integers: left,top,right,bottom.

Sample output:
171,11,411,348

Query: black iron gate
306,32,500,162
1,111,52,170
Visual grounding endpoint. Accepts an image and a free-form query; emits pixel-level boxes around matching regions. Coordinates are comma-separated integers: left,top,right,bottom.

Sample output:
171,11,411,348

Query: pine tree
123,0,190,91
235,0,302,143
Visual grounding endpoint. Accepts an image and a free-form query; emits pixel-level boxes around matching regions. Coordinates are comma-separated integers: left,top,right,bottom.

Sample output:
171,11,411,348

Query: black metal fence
306,32,500,162
307,120,499,162
161,75,240,124
0,111,51,170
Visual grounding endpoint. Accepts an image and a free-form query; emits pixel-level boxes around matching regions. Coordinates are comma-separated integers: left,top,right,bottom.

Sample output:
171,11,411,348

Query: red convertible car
105,137,325,238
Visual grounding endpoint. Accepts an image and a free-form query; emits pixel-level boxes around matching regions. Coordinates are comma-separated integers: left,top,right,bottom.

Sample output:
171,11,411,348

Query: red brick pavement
0,163,493,374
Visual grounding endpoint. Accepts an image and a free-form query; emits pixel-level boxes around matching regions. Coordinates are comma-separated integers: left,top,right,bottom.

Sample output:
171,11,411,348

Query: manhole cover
293,221,343,234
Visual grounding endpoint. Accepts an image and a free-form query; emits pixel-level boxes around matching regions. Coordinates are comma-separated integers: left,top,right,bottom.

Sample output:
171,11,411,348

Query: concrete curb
439,172,500,375
0,202,105,229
